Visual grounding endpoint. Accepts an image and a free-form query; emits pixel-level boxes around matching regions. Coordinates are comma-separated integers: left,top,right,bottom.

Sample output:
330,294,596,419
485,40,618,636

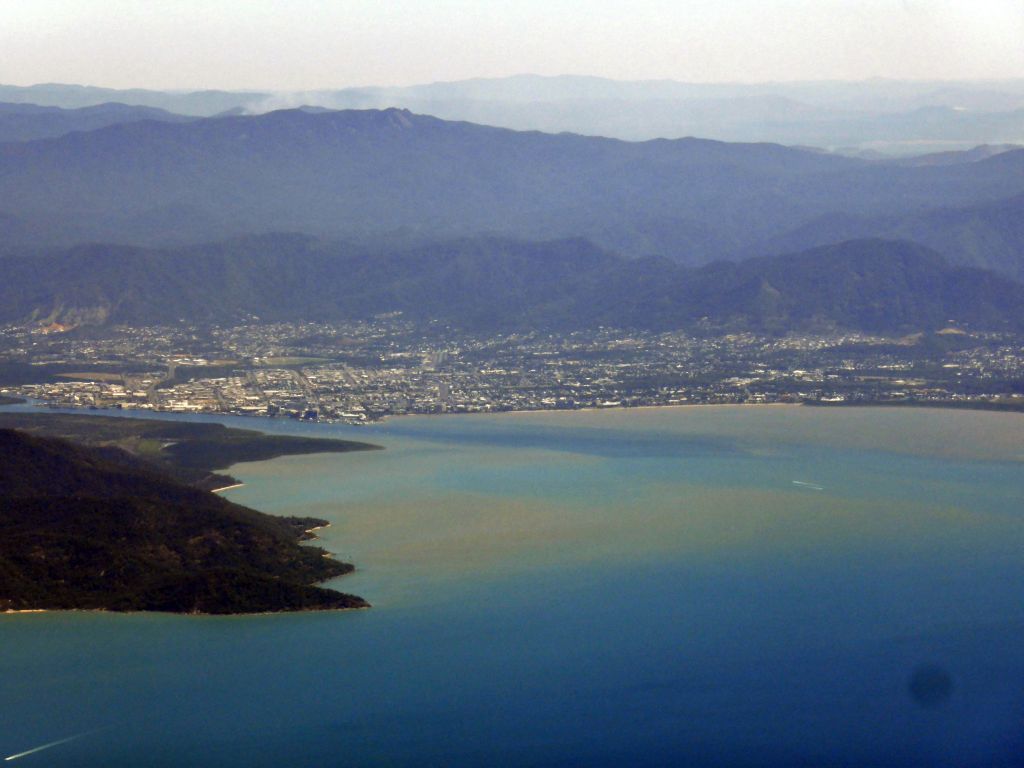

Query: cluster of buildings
2,320,1022,423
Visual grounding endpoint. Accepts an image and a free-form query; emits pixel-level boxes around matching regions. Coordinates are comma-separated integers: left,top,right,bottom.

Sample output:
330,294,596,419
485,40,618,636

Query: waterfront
2,405,1023,766
5,321,1024,423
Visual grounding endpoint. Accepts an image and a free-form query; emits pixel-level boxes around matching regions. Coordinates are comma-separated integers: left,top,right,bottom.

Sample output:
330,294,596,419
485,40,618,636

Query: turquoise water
2,405,1024,766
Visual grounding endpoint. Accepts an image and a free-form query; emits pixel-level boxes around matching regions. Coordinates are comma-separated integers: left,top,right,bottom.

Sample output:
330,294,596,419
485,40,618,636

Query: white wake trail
5,730,97,761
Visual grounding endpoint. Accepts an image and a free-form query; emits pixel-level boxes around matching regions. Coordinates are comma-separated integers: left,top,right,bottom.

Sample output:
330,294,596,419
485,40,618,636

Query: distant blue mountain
0,101,190,143
757,194,1024,281
0,83,267,116
1,108,1022,271
4,76,1024,151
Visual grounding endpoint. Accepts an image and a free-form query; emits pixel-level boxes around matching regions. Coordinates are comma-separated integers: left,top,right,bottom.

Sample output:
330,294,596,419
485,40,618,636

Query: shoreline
6,397,1023,432
2,604,369,618
368,399,1024,427
369,400,802,425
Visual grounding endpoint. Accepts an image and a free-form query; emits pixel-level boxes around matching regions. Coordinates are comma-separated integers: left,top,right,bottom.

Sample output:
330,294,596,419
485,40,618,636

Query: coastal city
2,317,1022,423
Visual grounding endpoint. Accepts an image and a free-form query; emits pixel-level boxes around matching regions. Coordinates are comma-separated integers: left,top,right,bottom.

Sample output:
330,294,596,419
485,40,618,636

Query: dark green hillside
0,429,368,614
0,234,617,328
0,412,381,490
560,239,1024,333
691,239,1024,333
1,235,1021,335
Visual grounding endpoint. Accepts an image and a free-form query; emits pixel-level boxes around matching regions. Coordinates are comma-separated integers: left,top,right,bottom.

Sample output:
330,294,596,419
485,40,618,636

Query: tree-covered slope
0,429,368,614
0,412,381,490
690,240,1024,333
2,235,1021,334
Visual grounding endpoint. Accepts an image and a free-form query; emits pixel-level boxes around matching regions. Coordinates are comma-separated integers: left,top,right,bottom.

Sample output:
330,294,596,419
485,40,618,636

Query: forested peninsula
0,415,380,614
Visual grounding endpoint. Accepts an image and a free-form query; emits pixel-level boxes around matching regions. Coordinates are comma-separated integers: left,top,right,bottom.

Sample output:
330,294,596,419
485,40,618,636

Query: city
3,317,1022,423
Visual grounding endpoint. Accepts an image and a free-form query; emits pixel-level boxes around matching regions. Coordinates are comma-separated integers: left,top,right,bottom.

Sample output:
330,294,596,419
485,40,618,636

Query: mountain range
1,106,1023,275
3,235,1021,334
3,75,1024,152
0,92,1021,337
0,101,188,143
753,193,1024,281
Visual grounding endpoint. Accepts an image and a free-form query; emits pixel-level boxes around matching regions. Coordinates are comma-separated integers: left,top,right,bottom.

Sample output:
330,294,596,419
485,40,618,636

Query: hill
1,108,1023,265
0,412,381,490
758,194,1024,281
0,101,189,143
684,240,1024,333
0,428,369,614
2,235,1021,335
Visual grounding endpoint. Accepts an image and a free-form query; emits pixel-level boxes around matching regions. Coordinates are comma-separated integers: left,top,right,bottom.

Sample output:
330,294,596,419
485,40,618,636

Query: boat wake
792,480,825,491
5,729,101,762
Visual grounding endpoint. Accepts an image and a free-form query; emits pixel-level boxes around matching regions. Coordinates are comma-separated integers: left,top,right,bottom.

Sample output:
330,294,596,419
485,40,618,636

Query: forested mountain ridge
1,107,1022,267
756,193,1024,281
3,235,1021,334
0,428,368,614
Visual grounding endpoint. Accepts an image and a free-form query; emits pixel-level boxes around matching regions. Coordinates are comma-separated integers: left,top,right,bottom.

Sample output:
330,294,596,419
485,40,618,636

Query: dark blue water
2,405,1023,766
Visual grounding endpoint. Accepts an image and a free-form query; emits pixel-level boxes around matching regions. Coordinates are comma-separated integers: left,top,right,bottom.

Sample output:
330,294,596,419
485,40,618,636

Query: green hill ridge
0,428,369,614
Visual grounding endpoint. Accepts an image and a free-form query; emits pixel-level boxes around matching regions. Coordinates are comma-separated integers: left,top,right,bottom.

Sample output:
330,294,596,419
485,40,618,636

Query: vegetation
0,361,151,386
0,412,381,490
760,193,1024,281
0,429,368,614
2,235,1022,335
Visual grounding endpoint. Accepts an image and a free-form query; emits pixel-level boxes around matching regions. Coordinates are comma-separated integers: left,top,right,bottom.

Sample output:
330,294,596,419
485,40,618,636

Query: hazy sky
2,0,1022,90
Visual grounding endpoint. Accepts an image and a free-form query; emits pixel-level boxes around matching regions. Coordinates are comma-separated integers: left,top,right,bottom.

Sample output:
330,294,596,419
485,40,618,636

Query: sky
1,0,1022,90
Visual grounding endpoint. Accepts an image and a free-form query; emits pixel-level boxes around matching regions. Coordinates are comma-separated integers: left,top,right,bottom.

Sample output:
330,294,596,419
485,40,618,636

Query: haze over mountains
1,78,1023,336
3,75,1024,153
755,193,1024,281
1,106,1023,273
0,101,188,143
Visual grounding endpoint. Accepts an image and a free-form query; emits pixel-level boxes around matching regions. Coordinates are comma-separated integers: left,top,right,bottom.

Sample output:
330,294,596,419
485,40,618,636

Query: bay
2,405,1023,767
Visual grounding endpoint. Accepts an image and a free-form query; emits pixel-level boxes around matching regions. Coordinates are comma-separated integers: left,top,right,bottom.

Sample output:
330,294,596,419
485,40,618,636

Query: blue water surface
1,405,1023,767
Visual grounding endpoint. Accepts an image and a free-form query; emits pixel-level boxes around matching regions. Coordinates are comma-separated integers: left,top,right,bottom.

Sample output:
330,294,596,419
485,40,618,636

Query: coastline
7,396,1022,433
5,402,1020,618
368,398,1024,428
2,604,369,618
369,400,802,425
0,426,365,616
495,402,799,418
